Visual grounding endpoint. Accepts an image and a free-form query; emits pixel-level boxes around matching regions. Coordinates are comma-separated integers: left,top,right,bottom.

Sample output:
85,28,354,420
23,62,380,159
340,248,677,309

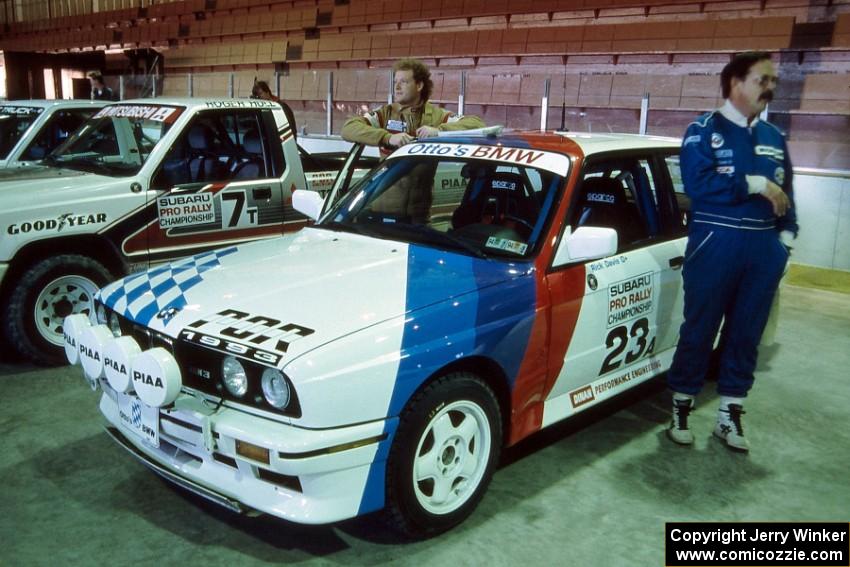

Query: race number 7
599,317,656,375
221,191,258,228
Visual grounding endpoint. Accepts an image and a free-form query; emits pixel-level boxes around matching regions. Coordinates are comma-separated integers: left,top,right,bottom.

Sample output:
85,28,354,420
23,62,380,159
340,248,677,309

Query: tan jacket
341,101,485,155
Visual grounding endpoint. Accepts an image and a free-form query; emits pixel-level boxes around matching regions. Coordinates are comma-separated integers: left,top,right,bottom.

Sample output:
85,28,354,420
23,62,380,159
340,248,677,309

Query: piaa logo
710,133,724,149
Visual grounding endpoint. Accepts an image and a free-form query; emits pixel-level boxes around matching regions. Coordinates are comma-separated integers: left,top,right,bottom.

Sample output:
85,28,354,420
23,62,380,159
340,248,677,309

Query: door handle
669,256,684,269
253,186,272,200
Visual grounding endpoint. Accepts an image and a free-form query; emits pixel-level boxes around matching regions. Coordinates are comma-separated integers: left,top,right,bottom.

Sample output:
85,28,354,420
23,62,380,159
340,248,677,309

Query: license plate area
117,392,160,448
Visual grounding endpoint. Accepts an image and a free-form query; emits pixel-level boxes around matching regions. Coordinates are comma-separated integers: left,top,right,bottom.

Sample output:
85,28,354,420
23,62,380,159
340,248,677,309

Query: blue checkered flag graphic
99,247,238,326
131,399,142,427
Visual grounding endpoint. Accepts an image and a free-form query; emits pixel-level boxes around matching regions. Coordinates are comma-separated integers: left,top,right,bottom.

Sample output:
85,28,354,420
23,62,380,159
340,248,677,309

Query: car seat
576,176,645,249
452,171,538,238
230,129,264,179
187,123,219,182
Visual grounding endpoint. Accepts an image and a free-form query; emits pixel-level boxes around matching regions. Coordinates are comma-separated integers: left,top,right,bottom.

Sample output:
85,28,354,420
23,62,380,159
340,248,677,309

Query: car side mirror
292,189,325,221
552,226,618,267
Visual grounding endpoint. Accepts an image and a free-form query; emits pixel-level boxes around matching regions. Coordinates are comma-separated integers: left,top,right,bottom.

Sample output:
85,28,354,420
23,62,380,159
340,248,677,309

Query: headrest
581,177,626,207
488,171,524,192
242,129,262,154
187,124,214,150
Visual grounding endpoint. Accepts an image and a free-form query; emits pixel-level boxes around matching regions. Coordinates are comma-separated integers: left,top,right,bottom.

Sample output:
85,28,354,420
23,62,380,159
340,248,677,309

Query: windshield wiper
318,221,376,237
395,224,488,259
59,155,115,175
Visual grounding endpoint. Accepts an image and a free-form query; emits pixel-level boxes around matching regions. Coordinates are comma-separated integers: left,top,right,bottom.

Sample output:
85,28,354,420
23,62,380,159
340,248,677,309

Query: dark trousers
668,224,788,398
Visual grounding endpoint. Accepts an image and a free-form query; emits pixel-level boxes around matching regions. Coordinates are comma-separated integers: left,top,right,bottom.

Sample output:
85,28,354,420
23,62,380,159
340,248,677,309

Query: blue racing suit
668,101,799,398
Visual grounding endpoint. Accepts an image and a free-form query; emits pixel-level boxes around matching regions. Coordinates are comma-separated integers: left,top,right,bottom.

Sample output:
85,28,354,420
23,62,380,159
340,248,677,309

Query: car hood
98,227,533,364
0,164,89,183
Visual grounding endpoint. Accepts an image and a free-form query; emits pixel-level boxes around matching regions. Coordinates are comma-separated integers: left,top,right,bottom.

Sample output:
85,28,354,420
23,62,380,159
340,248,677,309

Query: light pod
103,336,142,394
79,324,113,381
131,347,182,407
63,313,91,365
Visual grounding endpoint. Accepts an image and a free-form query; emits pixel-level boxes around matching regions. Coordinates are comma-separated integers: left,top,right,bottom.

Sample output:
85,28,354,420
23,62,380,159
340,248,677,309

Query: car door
541,152,686,427
146,107,286,262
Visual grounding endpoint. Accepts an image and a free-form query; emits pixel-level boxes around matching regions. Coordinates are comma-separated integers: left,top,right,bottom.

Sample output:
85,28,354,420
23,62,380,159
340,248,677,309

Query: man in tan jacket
342,58,485,158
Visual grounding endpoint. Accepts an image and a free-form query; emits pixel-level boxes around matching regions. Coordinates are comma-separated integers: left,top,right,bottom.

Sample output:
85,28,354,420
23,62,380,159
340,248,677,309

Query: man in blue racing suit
666,51,799,452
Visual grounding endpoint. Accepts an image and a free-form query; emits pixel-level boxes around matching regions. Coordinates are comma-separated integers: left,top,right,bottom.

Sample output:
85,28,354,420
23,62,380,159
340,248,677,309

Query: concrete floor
1,283,848,567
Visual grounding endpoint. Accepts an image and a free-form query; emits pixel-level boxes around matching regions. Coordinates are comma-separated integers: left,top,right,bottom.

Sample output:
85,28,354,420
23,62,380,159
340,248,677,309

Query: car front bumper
98,382,396,524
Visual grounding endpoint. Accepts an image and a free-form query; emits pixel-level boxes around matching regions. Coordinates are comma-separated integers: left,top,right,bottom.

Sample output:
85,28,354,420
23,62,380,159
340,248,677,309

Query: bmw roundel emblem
710,133,724,149
157,305,182,322
587,274,598,291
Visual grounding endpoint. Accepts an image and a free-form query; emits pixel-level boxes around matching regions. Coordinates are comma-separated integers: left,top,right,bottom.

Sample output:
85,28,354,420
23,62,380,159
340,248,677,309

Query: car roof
118,97,281,112
432,130,681,157
0,99,108,110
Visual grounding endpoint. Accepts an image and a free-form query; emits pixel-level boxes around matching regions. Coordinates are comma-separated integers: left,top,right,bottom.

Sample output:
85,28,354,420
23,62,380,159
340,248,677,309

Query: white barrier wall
793,170,850,272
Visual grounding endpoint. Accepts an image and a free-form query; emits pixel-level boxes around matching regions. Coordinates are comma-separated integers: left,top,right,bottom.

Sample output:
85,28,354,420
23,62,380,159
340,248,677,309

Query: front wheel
384,372,502,538
4,254,112,365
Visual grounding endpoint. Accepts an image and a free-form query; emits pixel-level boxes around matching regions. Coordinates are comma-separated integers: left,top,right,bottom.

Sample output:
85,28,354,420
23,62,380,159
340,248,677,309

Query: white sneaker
714,403,750,452
667,395,695,445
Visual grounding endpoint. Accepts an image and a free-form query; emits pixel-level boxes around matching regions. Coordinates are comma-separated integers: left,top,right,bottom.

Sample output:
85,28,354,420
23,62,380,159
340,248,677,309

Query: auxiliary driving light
103,335,142,393
79,324,113,381
222,356,248,398
131,347,182,407
63,313,91,365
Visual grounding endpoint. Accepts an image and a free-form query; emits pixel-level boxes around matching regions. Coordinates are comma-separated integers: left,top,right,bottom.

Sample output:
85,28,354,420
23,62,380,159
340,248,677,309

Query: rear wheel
384,372,502,538
4,255,112,365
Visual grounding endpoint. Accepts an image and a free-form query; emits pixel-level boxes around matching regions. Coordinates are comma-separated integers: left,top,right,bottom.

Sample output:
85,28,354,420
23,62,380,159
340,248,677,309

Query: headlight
96,304,107,325
261,368,290,409
108,312,122,337
222,356,248,397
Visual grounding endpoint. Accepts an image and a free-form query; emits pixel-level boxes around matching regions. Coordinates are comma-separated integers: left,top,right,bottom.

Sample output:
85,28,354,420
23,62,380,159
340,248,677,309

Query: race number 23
599,317,656,375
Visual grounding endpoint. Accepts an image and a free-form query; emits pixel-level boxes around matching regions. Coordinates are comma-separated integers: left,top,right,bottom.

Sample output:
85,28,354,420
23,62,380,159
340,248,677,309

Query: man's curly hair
393,58,433,103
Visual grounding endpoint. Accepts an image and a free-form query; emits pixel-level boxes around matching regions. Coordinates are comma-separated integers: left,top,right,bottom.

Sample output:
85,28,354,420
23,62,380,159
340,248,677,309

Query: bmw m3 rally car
65,130,691,537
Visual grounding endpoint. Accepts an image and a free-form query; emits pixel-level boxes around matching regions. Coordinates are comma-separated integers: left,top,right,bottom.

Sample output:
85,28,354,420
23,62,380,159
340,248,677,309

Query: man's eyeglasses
751,74,779,88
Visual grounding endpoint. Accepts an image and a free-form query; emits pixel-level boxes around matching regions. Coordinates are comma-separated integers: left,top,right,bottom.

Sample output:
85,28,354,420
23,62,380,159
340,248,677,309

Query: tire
384,372,502,538
4,254,112,366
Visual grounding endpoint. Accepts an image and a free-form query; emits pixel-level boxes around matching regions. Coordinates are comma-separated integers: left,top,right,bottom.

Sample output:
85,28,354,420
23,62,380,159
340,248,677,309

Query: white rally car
0,100,106,168
66,131,689,536
0,97,376,364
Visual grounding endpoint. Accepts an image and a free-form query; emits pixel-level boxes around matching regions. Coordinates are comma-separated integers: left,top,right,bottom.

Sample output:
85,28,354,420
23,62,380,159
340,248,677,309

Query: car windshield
0,106,43,160
45,104,184,177
319,143,569,259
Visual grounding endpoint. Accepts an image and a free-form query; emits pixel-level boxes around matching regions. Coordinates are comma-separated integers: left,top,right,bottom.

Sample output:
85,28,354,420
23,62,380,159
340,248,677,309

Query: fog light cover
222,356,248,398
63,313,90,365
104,335,141,393
261,368,290,409
131,347,182,407
79,324,114,381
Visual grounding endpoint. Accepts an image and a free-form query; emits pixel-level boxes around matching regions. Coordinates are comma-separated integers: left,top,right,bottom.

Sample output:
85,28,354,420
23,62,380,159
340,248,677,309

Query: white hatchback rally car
67,131,689,537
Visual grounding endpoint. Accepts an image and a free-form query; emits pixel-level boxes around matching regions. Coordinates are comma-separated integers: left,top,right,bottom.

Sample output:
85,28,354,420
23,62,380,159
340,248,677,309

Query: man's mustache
760,90,774,102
